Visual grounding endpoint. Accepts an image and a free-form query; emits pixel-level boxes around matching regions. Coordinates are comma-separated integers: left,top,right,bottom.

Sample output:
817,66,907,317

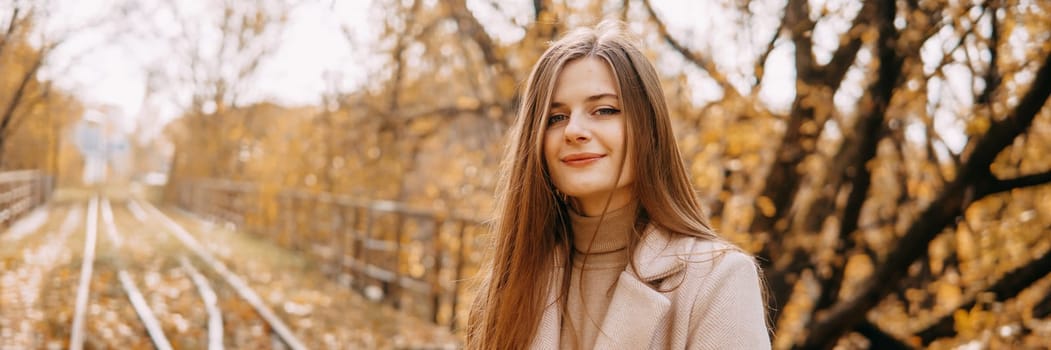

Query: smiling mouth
561,154,605,166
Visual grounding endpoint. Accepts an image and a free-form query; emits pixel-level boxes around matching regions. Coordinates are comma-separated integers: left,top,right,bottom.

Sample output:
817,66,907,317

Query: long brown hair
465,20,723,349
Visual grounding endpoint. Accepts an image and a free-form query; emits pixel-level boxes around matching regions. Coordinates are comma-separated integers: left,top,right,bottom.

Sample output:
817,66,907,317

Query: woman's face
543,57,635,216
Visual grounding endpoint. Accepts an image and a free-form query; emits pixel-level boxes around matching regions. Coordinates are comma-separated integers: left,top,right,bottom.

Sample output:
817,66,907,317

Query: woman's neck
570,187,634,217
569,199,638,255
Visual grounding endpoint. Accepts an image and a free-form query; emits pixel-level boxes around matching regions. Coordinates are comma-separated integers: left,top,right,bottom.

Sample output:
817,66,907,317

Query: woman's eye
548,114,568,125
595,108,621,116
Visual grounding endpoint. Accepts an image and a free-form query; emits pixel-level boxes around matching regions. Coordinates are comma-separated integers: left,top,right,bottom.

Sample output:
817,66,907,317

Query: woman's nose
563,112,590,143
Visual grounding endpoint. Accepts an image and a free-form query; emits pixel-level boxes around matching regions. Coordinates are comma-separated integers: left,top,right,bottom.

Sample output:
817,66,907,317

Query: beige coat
530,226,772,349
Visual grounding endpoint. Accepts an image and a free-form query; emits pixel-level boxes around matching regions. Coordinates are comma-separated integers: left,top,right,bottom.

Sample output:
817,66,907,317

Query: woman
466,20,770,349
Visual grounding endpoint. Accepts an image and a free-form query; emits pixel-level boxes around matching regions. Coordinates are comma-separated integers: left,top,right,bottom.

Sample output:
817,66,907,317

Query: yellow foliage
756,196,776,218
840,254,873,300
965,116,991,136
935,283,963,314
0,15,81,174
141,1,1051,347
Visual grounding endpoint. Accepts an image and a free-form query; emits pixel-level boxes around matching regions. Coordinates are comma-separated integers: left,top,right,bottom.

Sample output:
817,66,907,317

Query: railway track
69,196,98,350
2,194,461,349
2,196,305,349
101,197,306,349
133,198,307,349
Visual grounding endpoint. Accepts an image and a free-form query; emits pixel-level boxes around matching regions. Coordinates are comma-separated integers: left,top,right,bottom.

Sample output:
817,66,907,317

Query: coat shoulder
671,235,758,284
634,225,758,283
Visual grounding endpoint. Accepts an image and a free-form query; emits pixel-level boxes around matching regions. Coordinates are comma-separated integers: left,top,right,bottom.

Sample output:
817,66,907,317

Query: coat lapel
591,270,672,349
532,226,696,349
632,225,695,282
529,265,563,350
593,226,695,349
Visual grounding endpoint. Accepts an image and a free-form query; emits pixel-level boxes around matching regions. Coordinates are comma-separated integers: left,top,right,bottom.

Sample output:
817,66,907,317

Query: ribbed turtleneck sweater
559,200,637,349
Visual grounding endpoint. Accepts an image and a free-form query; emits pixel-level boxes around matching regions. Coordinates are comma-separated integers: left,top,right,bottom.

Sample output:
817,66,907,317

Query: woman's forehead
550,57,619,104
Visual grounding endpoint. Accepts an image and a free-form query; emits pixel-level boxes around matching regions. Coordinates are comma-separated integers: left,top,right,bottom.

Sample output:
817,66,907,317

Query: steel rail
69,196,99,350
178,255,224,350
138,199,307,350
101,198,173,350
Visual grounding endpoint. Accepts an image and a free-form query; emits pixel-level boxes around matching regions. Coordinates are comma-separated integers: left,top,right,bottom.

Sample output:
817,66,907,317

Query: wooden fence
0,170,54,231
173,178,488,331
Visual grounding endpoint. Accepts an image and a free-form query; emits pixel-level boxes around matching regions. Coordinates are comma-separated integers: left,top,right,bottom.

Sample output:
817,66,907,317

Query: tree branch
532,0,545,23
821,0,875,90
447,0,513,78
751,0,865,241
1034,293,1051,319
641,0,739,99
915,247,1051,345
856,321,914,349
921,9,986,82
976,1,1000,105
1,80,50,142
785,0,817,80
0,7,21,60
752,14,784,91
749,0,821,233
754,0,829,325
927,121,962,169
797,46,1051,350
362,101,491,124
978,170,1051,198
813,0,903,312
0,49,45,149
385,0,421,114
761,0,882,326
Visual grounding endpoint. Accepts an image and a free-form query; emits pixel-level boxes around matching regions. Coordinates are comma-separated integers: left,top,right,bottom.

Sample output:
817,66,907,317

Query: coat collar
529,225,696,349
630,225,694,283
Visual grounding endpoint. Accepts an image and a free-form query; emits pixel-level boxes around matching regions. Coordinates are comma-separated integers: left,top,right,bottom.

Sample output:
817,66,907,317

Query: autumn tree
301,0,520,207
0,5,56,168
159,0,1051,347
356,0,1051,347
633,0,1051,348
152,0,291,186
0,2,89,176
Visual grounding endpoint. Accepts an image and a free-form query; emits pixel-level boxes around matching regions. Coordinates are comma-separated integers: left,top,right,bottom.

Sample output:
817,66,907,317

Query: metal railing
173,178,488,330
0,170,54,231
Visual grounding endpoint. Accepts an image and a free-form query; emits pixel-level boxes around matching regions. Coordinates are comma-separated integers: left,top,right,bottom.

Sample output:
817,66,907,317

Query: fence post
449,221,469,331
190,181,199,215
430,218,445,324
362,206,374,291
391,212,407,309
328,195,342,275
339,201,353,286
292,192,303,252
35,172,43,208
351,204,363,287
279,191,290,248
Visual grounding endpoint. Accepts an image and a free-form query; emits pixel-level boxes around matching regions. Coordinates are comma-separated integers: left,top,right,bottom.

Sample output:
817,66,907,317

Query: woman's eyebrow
586,93,619,102
550,93,620,108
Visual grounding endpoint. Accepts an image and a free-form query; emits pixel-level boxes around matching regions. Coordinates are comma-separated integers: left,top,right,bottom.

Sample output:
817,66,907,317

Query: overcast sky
30,0,973,150
34,1,806,133
35,0,371,136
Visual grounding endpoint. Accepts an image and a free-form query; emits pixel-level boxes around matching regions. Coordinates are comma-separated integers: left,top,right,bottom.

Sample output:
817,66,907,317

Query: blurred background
2,0,1050,349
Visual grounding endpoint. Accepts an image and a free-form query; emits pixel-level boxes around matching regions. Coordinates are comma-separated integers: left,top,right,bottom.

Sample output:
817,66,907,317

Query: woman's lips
561,153,605,167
